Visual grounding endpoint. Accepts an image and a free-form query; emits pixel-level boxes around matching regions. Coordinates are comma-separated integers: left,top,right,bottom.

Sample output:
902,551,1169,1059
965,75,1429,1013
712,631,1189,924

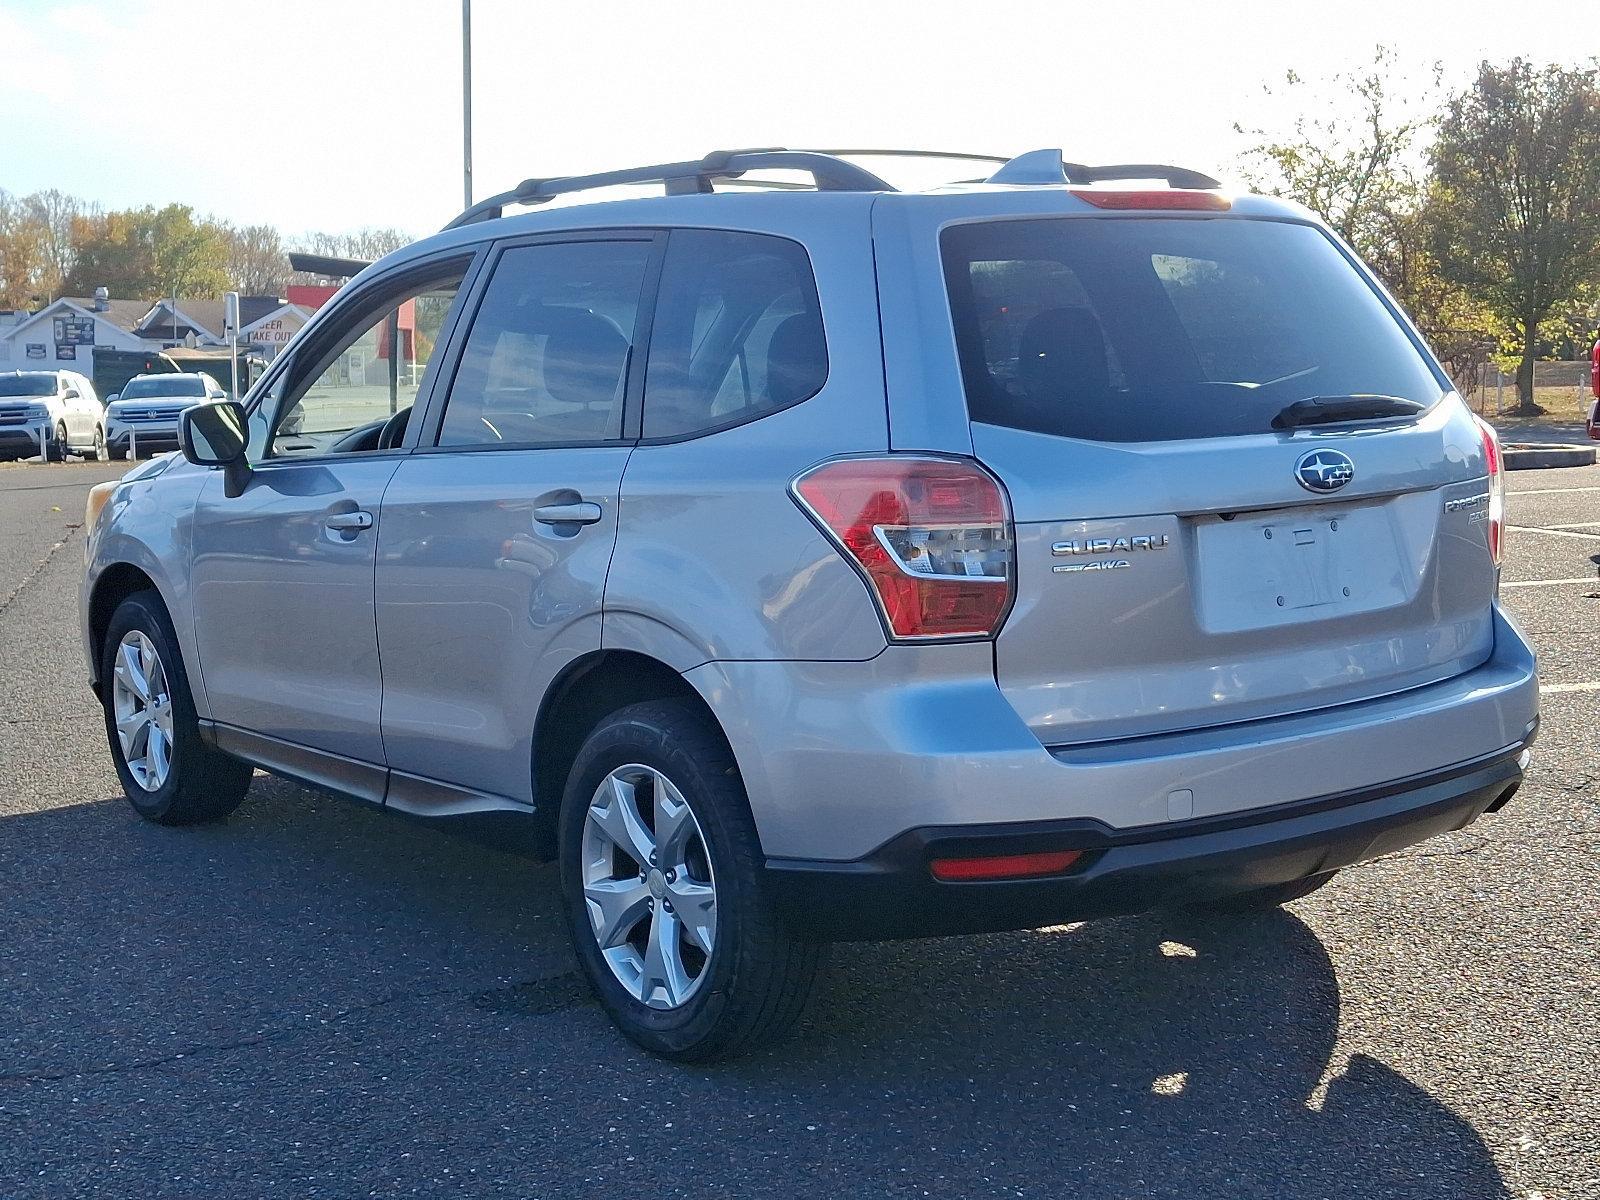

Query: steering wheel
377,406,411,450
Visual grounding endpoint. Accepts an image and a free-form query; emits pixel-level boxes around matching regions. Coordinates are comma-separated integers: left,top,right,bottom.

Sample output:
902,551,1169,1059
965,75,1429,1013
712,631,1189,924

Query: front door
190,458,402,765
189,256,473,779
375,234,658,807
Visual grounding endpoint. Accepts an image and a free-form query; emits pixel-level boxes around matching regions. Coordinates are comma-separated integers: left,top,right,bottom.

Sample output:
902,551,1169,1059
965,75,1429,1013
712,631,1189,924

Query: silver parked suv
81,149,1539,1060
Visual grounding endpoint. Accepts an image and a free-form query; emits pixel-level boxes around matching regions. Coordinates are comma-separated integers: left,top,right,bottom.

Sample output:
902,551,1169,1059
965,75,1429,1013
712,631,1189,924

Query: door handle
325,510,374,531
533,501,603,526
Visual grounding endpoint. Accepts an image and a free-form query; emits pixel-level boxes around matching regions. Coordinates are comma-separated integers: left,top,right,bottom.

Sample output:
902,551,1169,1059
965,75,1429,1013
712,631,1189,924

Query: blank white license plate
1192,502,1408,634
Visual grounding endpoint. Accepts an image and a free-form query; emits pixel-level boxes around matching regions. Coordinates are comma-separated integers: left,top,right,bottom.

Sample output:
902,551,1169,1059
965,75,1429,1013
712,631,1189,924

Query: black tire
107,438,127,462
46,423,67,462
100,590,253,825
92,425,107,462
1191,871,1338,913
558,699,825,1062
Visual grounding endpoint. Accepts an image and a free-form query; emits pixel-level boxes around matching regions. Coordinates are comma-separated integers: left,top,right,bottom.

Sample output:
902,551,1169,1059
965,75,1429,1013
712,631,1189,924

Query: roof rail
987,149,1221,191
444,149,897,230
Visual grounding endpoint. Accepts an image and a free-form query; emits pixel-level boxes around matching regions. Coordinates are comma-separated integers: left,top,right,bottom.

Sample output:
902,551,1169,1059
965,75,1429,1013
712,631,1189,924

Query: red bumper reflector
929,849,1083,882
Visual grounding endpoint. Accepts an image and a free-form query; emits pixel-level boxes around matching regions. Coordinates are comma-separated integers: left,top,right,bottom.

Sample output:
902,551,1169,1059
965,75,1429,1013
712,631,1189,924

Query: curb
1502,443,1597,471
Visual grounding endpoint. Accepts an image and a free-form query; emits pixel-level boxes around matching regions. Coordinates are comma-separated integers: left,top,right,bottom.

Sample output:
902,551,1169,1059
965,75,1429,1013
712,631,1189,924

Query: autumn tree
221,222,289,295
64,204,229,300
1432,59,1600,412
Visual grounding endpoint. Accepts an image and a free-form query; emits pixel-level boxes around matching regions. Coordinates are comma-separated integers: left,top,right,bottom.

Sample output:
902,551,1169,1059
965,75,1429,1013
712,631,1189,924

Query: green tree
1432,59,1600,413
64,204,229,301
1236,47,1438,275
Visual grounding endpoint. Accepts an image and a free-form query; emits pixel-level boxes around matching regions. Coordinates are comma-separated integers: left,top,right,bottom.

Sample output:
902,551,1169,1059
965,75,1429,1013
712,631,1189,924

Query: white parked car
0,370,103,461
103,373,226,460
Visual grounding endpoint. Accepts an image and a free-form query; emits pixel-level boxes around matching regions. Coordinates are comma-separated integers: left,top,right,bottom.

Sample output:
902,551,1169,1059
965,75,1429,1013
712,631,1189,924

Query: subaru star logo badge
1295,449,1355,493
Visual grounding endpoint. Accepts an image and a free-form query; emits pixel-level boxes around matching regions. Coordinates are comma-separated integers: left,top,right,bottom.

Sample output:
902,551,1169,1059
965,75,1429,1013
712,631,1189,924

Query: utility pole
462,0,473,209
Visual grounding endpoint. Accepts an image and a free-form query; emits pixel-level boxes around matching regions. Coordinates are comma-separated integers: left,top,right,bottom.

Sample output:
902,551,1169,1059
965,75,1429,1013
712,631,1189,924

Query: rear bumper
766,739,1531,940
693,606,1540,863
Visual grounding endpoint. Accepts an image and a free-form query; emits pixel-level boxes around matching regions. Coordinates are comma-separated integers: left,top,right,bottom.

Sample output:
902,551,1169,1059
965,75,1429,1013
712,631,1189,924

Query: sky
0,0,1593,236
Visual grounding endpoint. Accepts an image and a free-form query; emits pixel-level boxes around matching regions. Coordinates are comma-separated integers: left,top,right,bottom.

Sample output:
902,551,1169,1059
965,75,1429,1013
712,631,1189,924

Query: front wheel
46,423,67,462
559,699,825,1061
101,591,253,824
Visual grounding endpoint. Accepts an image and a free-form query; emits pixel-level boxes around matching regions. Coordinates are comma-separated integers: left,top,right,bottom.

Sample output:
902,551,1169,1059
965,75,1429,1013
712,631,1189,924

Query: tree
0,190,49,308
221,222,288,295
286,227,416,285
1236,47,1438,271
22,189,85,296
1432,59,1600,412
64,204,229,300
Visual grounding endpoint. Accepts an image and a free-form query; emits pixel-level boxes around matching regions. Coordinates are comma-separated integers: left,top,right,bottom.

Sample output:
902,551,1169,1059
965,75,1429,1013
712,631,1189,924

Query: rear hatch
938,209,1497,745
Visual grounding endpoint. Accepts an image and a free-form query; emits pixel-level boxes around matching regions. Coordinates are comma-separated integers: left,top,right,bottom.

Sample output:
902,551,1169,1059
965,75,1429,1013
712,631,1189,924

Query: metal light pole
462,0,473,209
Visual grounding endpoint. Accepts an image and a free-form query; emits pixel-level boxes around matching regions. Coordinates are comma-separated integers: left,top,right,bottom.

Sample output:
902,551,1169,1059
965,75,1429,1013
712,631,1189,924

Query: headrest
536,308,630,406
763,313,827,407
1017,306,1109,397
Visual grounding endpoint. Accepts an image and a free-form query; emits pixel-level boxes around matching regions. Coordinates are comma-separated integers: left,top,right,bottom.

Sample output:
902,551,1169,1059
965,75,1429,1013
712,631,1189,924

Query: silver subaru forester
81,149,1539,1060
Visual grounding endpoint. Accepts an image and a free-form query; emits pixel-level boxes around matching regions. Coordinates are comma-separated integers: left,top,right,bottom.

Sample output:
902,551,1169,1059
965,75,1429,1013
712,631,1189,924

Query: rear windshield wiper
1271,395,1428,430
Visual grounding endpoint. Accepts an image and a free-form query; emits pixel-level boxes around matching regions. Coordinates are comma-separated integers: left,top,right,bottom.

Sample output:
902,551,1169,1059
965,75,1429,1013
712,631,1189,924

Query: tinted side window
642,230,826,440
437,240,651,448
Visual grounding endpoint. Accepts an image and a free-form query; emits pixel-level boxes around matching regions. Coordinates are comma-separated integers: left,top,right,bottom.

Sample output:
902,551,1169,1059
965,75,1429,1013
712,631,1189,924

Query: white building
0,288,313,376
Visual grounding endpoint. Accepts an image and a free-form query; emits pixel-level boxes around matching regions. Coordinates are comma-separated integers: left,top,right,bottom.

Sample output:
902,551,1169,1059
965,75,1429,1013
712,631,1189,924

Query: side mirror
179,401,252,497
63,388,80,400
107,393,120,404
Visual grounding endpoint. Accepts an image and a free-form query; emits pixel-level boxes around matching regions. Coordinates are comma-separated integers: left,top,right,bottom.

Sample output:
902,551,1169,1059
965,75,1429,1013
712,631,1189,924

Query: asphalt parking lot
0,458,1595,1200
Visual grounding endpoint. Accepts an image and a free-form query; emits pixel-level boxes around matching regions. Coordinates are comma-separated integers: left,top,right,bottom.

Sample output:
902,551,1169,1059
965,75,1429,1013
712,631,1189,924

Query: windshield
120,376,207,399
0,375,57,398
941,217,1445,442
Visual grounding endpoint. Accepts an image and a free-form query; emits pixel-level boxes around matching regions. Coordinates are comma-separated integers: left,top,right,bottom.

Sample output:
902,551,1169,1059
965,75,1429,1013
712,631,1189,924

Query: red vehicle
1590,330,1599,439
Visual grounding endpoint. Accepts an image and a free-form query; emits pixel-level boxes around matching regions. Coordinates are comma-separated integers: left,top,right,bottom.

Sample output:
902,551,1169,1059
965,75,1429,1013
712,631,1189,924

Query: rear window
121,376,207,399
941,217,1444,442
0,375,57,397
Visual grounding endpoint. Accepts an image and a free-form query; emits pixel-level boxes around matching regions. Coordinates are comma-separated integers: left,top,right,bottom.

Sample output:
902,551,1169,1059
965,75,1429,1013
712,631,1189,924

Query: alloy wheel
110,630,175,791
580,763,718,1009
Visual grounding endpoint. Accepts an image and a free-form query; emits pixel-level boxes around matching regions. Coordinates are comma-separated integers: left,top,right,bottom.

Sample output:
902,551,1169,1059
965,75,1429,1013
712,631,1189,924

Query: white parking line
1507,485,1600,496
1502,577,1599,589
1508,525,1600,541
1546,521,1600,530
1541,680,1600,695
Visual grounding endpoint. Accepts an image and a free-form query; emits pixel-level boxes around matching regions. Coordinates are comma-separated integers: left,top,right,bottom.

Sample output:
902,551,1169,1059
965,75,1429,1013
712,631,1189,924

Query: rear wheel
92,424,107,462
1192,871,1338,913
101,591,252,824
559,699,825,1061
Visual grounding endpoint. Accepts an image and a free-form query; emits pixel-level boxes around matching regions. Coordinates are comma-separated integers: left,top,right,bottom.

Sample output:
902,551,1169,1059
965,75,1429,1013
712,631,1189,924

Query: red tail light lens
793,457,1014,640
1473,415,1504,567
1070,189,1231,211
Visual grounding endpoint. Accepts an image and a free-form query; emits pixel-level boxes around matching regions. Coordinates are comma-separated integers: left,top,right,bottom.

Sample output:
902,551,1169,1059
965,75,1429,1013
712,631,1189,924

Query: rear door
929,211,1497,745
374,233,658,809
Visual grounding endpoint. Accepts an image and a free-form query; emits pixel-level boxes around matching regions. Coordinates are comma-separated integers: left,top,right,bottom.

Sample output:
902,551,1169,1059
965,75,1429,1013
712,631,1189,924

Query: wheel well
87,564,159,690
532,650,726,822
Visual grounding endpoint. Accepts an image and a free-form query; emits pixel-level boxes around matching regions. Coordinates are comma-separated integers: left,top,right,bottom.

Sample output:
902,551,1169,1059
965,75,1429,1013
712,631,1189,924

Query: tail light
792,457,1014,640
1070,189,1231,211
1473,416,1504,568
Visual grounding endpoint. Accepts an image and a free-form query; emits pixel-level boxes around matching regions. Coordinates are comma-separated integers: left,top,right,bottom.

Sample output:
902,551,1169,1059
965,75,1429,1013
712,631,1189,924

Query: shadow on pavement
0,781,1510,1198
